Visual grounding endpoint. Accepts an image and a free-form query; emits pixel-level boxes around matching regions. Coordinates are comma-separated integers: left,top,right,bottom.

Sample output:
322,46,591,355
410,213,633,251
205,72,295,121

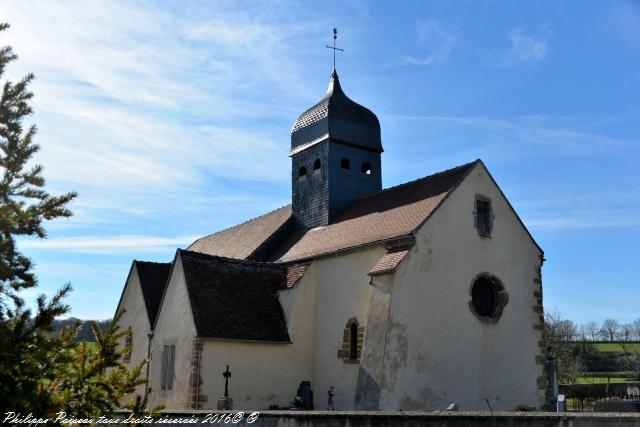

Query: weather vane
325,28,344,71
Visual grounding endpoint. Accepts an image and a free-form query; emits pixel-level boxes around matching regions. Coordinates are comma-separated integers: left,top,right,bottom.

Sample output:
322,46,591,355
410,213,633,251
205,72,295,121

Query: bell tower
290,70,383,230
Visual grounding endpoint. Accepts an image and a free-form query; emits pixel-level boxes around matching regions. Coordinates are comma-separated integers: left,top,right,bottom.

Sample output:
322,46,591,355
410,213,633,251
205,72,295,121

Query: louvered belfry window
161,344,175,390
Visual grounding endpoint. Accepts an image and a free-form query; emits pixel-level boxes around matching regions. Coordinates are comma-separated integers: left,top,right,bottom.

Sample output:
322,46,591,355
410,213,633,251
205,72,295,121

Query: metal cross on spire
325,28,344,71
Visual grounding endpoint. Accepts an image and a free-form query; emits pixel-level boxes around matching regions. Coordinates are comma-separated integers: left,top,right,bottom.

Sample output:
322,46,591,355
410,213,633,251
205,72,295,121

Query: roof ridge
180,249,285,269
188,204,292,248
134,260,171,266
348,159,479,204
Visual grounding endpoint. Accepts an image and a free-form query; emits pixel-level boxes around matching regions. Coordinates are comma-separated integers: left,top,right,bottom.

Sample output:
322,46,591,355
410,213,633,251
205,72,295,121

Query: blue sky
3,0,639,324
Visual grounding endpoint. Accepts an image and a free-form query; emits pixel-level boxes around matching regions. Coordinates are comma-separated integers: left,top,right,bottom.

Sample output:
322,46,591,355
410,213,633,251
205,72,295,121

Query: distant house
114,70,546,411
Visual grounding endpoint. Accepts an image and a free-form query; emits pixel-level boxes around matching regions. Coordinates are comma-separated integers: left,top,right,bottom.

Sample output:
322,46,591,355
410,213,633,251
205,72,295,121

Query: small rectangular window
123,332,132,363
476,199,492,236
161,344,175,390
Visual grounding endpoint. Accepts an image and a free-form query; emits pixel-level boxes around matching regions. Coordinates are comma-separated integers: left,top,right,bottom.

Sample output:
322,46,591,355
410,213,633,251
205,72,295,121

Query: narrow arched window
340,157,350,170
338,318,362,363
361,162,372,175
298,166,307,179
349,322,358,361
313,159,321,170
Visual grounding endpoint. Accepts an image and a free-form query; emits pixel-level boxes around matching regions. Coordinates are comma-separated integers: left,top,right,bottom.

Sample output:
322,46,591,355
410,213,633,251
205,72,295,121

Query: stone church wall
114,265,152,399
310,247,386,410
149,256,198,409
108,410,640,427
378,162,544,411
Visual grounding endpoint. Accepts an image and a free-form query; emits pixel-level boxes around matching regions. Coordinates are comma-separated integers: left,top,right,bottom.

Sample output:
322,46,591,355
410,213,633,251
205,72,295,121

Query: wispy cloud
401,20,455,66
19,235,199,254
500,28,547,66
525,215,640,230
1,1,327,235
383,113,633,153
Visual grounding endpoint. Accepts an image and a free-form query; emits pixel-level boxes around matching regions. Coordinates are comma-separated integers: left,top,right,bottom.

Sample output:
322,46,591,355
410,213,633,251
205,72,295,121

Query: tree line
576,318,640,343
544,310,640,385
52,318,112,342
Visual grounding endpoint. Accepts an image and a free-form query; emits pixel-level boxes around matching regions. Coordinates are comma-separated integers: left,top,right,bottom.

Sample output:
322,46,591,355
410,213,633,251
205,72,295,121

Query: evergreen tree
0,23,155,418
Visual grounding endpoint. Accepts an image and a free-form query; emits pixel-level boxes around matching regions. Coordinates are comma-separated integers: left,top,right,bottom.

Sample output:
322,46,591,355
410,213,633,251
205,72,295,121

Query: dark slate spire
291,71,383,230
290,71,383,155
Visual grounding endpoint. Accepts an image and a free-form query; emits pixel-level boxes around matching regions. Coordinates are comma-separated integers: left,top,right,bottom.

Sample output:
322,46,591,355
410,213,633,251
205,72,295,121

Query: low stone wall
114,410,640,427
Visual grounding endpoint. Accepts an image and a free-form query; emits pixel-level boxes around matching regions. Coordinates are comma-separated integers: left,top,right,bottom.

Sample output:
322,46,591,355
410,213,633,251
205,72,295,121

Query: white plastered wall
311,247,386,410
196,262,317,410
148,255,197,409
379,162,543,411
115,264,151,398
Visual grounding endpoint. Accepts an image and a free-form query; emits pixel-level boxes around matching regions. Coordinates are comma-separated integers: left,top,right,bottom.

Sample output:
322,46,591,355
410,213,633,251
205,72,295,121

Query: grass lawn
593,342,640,352
576,376,633,384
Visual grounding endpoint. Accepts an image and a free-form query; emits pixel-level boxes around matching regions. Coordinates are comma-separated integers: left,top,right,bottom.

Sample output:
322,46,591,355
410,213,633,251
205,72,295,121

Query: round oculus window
471,277,498,317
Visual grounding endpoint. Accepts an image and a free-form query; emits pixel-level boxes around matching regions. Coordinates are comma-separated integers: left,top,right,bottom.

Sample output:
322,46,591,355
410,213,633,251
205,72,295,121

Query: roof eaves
410,159,480,238
152,249,196,335
111,261,139,328
476,159,544,255
278,234,413,264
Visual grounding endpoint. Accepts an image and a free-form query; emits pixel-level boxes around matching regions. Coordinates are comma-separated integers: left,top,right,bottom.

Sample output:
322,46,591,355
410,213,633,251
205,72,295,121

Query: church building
114,68,546,411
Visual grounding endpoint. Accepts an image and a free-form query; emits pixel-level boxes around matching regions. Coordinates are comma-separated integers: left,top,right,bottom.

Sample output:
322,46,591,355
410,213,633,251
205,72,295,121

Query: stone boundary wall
113,410,640,427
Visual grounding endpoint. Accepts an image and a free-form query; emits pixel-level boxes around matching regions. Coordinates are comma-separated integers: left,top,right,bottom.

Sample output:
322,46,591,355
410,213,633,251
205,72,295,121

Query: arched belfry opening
290,70,383,230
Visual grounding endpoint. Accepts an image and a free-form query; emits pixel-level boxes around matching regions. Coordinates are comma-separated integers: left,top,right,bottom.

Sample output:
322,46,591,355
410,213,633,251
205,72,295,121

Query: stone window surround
337,318,364,364
468,272,508,324
473,194,494,237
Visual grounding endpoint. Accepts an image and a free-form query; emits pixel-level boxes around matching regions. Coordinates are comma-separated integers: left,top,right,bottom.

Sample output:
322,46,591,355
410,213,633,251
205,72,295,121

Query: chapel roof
188,205,292,260
179,250,290,342
188,161,477,263
134,261,172,326
290,71,382,155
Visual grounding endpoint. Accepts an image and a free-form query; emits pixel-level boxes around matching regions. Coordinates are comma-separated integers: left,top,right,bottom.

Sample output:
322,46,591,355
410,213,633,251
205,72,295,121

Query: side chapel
114,65,546,411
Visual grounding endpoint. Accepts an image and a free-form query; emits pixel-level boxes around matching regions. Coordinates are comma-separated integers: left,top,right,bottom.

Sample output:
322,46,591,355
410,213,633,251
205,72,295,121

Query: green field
592,342,640,352
576,376,632,384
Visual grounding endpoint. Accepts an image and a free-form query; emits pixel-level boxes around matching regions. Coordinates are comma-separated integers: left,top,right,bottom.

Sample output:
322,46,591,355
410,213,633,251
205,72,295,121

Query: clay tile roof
179,250,290,342
286,263,311,288
368,247,411,276
271,161,476,262
187,205,292,260
135,261,171,326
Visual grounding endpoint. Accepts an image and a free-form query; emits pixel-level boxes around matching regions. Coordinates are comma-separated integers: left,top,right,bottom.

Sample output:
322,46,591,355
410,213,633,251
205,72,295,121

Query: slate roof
290,71,382,155
368,247,411,276
179,250,290,342
135,261,171,326
188,161,477,264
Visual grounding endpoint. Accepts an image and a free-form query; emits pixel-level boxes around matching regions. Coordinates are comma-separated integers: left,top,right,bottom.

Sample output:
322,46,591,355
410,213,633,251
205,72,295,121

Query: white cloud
19,234,199,254
501,28,547,66
402,20,455,66
1,0,327,234
383,113,632,152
